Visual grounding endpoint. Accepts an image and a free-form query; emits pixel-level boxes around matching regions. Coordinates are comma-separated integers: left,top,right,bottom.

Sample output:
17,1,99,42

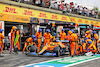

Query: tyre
30,46,37,52
53,47,60,57
26,45,37,52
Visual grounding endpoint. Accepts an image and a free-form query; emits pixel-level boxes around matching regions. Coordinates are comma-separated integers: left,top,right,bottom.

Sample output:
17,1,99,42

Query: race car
25,40,69,57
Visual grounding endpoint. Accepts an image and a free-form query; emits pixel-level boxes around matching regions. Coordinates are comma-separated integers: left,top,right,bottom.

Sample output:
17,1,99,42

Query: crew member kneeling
23,35,36,52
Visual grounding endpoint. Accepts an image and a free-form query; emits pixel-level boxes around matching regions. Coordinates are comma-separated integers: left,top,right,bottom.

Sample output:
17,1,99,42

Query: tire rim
26,45,32,52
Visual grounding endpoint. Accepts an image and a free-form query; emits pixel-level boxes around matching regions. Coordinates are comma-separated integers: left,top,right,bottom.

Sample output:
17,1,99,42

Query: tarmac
0,51,68,67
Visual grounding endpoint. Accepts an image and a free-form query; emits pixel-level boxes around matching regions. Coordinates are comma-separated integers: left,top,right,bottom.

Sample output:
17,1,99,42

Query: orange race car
25,40,69,57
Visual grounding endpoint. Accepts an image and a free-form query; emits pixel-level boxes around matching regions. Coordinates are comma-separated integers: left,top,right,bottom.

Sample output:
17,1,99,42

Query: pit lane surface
0,51,69,67
1,51,100,67
1,45,100,67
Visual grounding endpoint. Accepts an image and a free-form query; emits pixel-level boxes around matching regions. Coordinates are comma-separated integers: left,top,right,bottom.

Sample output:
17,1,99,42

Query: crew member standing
70,29,79,55
13,29,20,54
35,28,42,52
92,31,99,53
10,26,17,53
43,29,52,46
67,31,72,55
59,29,66,40
69,30,77,57
0,29,5,56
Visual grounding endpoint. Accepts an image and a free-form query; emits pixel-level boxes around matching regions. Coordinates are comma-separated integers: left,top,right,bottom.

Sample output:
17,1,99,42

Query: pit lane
0,45,100,67
0,51,69,67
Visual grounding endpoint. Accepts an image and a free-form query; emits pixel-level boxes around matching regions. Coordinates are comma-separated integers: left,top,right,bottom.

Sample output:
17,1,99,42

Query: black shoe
97,51,100,54
22,52,25,54
93,52,95,55
14,52,18,55
16,52,18,54
9,52,12,54
1,52,4,54
0,55,4,57
9,52,14,54
71,55,73,57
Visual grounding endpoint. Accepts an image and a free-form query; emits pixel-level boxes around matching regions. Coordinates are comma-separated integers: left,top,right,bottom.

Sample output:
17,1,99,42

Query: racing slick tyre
54,47,60,57
30,46,37,52
26,45,37,52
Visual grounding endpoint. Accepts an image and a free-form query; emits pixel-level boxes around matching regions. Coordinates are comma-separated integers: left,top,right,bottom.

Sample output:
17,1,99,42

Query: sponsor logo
38,13,48,18
53,53,56,56
23,10,34,16
15,17,29,21
3,7,18,14
62,16,67,21
51,15,58,19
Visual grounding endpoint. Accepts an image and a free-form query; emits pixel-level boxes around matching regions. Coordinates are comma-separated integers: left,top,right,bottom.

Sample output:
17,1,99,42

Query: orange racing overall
35,32,42,52
43,32,51,46
23,37,33,52
0,32,5,53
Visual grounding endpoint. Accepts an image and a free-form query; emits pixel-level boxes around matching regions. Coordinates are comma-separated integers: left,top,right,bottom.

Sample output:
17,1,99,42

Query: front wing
25,52,57,56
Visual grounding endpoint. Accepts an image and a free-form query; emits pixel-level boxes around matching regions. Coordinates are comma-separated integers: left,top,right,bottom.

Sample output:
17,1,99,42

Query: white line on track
62,57,100,67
